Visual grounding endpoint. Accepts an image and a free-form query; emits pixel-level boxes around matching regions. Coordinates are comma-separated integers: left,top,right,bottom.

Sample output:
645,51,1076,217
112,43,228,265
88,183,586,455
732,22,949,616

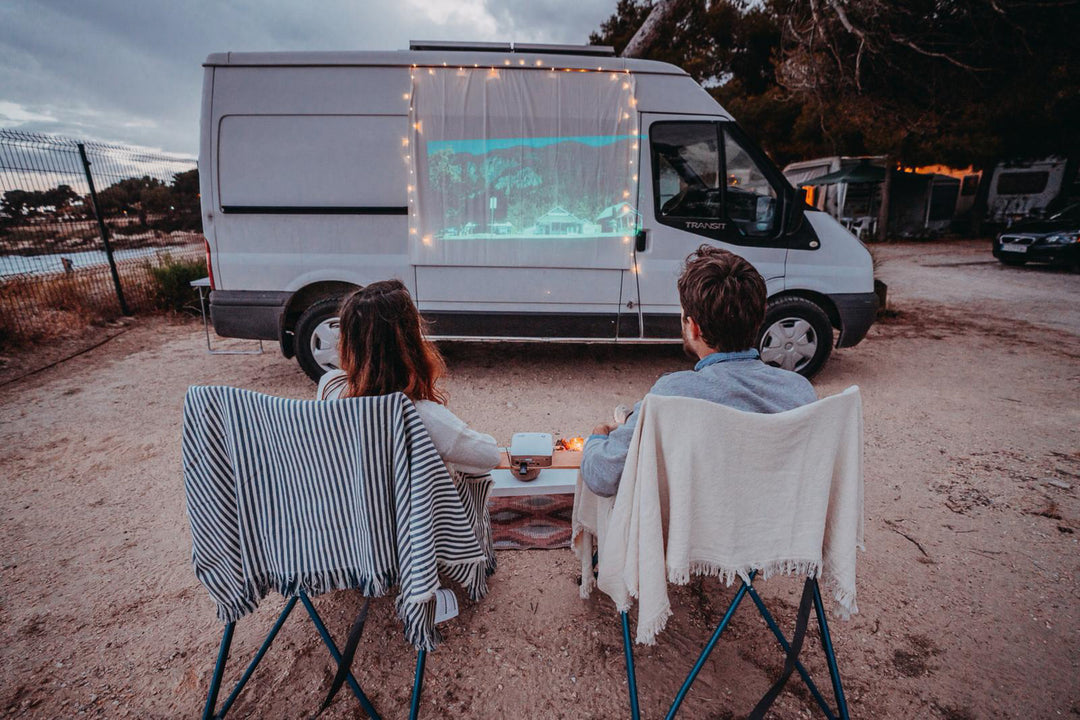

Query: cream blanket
573,387,864,644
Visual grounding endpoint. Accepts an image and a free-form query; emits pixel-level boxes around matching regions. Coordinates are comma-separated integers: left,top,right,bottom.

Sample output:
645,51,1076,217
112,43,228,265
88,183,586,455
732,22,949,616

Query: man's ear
685,315,702,340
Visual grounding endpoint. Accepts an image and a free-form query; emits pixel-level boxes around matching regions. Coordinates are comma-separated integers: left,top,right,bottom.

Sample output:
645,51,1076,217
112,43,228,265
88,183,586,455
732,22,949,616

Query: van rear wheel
295,297,343,381
757,296,833,378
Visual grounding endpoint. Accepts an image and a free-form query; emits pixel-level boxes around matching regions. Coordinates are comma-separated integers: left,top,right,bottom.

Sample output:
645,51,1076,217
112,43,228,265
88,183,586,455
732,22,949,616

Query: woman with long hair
317,279,500,475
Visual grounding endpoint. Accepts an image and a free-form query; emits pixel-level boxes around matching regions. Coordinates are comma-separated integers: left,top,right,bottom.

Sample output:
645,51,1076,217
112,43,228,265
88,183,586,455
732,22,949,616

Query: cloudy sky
0,0,617,157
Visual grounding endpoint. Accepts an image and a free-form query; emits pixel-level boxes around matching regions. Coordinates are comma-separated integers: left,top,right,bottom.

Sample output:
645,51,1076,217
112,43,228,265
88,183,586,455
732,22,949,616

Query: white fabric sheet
409,67,638,269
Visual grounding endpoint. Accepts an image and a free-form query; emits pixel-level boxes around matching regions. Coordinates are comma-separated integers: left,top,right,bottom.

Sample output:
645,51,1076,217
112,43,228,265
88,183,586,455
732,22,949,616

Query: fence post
77,142,130,316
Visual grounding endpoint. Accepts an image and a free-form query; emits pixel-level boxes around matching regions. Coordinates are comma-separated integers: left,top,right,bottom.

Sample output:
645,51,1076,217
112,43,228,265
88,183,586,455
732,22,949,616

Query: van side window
721,130,780,238
651,123,722,221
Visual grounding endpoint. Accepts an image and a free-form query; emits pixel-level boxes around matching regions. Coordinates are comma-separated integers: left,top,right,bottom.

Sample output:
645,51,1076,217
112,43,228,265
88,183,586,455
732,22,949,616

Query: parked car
992,203,1080,269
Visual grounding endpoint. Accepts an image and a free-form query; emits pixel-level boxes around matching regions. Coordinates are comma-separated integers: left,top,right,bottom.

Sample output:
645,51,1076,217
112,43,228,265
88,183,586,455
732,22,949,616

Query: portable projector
508,432,553,481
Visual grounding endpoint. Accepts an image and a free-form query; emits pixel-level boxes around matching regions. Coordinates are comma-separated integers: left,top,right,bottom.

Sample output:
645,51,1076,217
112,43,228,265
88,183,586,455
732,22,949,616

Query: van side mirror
787,186,807,232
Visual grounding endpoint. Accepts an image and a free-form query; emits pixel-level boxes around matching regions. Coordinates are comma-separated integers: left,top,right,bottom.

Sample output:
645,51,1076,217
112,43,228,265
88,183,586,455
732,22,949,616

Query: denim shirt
580,350,817,497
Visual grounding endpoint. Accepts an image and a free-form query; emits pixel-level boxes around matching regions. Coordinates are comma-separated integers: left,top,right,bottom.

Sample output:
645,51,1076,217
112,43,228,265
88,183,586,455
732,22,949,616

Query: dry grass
0,246,202,349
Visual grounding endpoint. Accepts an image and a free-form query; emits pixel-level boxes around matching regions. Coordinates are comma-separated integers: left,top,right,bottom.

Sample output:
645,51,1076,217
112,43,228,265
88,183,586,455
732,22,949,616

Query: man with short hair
580,245,818,497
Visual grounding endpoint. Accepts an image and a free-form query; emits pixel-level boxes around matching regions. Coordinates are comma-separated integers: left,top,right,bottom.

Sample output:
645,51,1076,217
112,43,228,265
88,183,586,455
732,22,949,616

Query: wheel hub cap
309,317,341,372
760,318,817,372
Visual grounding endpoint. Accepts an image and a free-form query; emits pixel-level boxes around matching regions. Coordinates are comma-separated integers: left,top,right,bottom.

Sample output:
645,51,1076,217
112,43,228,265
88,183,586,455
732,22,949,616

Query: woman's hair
336,279,448,403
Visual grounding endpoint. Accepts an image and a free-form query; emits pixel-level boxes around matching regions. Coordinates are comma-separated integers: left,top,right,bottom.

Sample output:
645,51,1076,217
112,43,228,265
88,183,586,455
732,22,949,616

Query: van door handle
635,229,648,252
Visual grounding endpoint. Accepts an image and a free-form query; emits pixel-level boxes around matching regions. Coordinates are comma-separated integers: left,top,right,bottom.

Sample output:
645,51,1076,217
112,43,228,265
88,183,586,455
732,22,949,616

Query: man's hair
677,245,766,352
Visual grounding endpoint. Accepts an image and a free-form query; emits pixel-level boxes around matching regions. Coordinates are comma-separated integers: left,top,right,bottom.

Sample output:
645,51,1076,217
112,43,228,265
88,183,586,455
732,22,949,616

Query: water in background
0,244,194,278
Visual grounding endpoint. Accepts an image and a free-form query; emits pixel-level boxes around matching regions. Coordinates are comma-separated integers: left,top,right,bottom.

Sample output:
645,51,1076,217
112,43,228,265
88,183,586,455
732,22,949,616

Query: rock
1042,478,1072,490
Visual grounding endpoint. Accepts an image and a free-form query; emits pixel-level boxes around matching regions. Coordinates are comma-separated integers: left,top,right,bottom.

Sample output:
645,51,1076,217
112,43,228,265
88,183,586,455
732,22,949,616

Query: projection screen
408,67,639,269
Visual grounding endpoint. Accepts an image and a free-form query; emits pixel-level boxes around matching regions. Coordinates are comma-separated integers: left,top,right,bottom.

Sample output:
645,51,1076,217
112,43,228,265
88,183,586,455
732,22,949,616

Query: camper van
200,43,876,380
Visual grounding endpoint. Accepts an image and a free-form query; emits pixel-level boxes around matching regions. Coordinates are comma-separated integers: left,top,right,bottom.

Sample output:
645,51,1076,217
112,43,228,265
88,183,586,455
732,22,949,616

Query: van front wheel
295,297,343,382
757,297,833,378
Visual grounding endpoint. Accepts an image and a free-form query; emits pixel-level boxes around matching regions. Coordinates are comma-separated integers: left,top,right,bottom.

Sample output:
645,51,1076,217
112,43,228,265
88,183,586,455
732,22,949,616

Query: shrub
149,253,207,313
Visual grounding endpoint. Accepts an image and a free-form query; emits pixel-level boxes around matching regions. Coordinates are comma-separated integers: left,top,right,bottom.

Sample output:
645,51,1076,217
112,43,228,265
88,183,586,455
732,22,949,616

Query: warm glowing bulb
407,184,414,192
413,121,422,132
622,113,629,119
401,137,409,146
504,59,511,65
632,129,639,136
622,236,630,244
629,98,637,107
422,235,433,246
610,73,618,81
535,59,543,66
518,59,525,65
622,82,630,90
623,190,630,198
410,228,418,234
632,143,639,150
402,93,410,100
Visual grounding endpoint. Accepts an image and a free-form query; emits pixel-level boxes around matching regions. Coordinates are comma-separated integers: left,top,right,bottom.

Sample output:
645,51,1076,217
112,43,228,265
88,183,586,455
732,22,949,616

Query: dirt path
1,241,1078,718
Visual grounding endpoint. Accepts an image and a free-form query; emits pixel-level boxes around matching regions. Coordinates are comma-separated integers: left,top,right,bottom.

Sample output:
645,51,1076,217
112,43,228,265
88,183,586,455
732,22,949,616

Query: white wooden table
489,449,580,497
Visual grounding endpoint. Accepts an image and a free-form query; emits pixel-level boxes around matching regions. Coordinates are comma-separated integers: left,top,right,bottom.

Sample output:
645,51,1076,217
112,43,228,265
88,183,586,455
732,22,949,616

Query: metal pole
77,142,129,315
621,612,641,720
203,623,235,720
812,581,850,720
665,574,754,720
408,650,426,720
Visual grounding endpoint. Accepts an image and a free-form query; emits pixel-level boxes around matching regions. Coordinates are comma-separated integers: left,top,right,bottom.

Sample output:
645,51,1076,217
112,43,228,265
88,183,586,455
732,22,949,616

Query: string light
401,137,409,147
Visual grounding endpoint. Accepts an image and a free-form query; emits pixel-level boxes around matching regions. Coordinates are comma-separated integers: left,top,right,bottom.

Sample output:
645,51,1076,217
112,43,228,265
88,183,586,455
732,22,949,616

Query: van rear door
628,114,788,337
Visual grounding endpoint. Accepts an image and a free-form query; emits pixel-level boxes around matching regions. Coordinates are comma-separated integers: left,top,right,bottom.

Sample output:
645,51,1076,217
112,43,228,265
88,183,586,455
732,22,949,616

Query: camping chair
182,386,495,719
576,388,863,719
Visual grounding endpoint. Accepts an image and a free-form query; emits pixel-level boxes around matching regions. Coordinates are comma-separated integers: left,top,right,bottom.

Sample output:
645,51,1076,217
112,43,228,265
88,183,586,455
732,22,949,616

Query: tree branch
897,38,989,71
621,0,688,58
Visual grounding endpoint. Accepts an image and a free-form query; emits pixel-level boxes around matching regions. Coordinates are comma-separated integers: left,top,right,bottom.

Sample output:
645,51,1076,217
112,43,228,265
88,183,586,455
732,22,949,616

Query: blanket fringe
668,558,822,589
635,604,673,646
216,568,402,624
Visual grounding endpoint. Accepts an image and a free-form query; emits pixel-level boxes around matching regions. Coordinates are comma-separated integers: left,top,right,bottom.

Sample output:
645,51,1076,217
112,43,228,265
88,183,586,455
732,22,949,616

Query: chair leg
620,611,641,720
214,596,299,718
746,586,836,720
812,581,850,720
203,623,235,720
409,649,427,720
299,593,382,720
665,580,751,720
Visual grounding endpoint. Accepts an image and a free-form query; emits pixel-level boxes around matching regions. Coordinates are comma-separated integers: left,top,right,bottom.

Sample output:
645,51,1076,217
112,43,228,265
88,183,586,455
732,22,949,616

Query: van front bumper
833,292,878,348
209,290,291,341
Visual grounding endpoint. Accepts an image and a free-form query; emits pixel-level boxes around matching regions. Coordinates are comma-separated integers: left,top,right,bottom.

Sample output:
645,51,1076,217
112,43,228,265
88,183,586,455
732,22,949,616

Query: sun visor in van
408,67,638,270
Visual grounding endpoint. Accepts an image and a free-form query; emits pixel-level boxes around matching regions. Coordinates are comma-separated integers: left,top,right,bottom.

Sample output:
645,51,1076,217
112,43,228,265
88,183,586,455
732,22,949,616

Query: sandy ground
1,239,1078,719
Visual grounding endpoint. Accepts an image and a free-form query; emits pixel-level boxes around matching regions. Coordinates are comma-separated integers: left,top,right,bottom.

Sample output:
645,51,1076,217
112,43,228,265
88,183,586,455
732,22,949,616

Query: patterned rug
489,494,574,550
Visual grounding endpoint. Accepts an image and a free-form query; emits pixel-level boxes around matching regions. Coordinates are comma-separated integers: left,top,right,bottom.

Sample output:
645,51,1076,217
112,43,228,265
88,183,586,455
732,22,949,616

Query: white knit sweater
317,370,501,475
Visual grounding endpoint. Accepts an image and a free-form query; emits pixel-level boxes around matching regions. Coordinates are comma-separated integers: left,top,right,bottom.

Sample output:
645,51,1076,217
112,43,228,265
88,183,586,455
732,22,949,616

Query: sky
0,0,617,158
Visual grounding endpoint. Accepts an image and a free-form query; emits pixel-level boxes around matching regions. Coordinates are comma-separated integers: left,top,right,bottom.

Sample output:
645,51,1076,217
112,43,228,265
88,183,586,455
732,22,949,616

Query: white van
199,43,876,380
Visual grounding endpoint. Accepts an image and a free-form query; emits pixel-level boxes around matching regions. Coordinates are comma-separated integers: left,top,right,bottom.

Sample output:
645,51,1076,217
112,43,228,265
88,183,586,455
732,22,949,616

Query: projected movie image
423,134,640,242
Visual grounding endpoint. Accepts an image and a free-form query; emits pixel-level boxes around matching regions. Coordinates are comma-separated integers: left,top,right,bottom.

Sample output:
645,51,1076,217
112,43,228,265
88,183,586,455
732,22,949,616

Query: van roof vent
409,41,616,57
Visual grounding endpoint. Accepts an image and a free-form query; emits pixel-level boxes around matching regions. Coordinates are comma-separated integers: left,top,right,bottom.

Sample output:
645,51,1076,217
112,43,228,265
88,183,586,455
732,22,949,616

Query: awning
802,164,886,186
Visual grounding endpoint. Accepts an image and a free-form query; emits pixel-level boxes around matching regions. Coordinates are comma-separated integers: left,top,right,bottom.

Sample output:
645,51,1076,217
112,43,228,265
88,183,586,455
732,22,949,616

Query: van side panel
208,66,412,295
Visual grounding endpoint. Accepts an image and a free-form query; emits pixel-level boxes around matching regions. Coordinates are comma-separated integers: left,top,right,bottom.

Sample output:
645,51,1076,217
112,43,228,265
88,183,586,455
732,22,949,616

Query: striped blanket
182,386,495,650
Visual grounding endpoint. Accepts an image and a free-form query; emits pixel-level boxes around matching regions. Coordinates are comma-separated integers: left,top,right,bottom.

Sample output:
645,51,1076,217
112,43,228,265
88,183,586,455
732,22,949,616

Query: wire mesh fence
0,129,204,345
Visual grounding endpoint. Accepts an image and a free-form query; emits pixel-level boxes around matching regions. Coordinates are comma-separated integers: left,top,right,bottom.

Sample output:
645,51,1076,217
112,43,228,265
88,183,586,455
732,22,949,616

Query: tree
772,0,1080,168
593,0,1080,172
